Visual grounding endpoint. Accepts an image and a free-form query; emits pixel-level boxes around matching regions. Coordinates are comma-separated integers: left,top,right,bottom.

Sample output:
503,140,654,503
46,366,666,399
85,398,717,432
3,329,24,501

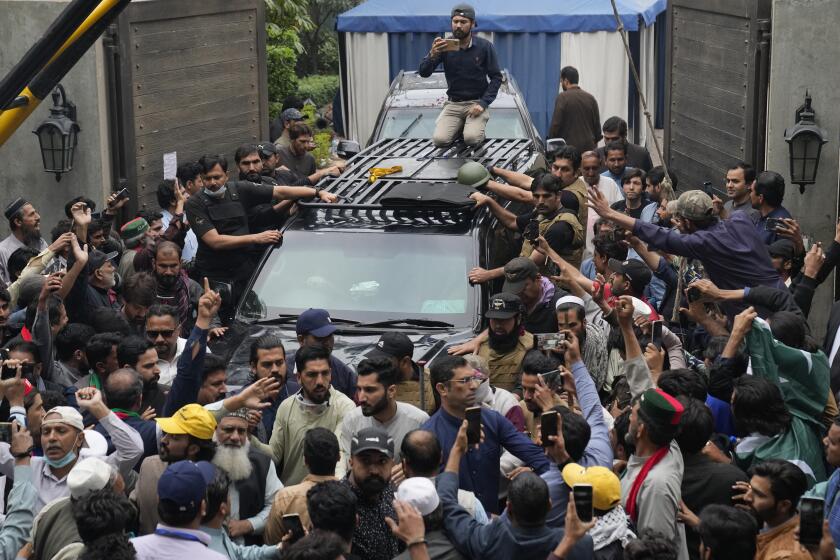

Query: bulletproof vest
476,331,534,392
520,210,585,272
200,182,250,237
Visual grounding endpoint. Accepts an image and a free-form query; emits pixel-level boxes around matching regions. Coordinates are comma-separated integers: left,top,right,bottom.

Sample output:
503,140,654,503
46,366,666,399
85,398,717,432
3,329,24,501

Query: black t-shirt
524,288,566,334
516,210,575,252
610,199,645,219
185,181,275,275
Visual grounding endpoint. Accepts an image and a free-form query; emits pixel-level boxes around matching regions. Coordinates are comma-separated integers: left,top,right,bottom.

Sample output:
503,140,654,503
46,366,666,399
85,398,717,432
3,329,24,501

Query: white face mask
474,378,492,404
204,185,227,199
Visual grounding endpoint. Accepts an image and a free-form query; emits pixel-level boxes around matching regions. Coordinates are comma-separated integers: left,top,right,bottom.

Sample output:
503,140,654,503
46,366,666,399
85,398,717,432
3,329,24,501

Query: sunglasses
146,329,175,340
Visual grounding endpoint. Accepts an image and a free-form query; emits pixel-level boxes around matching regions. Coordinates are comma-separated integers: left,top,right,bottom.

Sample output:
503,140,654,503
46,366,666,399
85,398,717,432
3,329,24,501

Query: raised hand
198,277,222,320
70,202,92,226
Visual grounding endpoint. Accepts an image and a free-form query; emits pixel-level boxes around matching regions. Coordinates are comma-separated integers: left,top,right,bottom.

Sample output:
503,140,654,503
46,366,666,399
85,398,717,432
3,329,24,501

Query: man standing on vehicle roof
418,3,503,148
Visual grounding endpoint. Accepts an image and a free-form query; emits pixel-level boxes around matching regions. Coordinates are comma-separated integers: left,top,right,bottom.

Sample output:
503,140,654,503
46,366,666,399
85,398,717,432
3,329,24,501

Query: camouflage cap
675,190,714,221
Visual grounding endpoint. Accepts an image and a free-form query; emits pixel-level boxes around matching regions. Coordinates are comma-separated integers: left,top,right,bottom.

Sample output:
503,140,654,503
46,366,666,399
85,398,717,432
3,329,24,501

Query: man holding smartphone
418,4,502,147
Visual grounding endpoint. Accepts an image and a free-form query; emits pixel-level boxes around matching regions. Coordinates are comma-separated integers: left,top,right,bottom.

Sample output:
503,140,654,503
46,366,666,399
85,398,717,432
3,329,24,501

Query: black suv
222,137,541,395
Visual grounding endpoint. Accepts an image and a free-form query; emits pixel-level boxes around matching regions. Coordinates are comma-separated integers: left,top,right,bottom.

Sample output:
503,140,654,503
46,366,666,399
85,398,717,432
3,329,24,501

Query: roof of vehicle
297,136,536,231
386,70,519,109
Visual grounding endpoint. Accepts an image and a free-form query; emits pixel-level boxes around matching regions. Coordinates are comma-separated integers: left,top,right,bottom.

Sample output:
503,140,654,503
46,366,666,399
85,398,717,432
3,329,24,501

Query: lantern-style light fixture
784,91,828,194
32,84,80,182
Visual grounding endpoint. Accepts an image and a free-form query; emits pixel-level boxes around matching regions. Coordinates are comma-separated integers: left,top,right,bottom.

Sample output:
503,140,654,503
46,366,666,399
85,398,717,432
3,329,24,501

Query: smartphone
651,321,663,351
535,332,565,352
765,217,785,232
799,497,824,546
538,369,561,391
702,181,727,200
540,410,558,447
114,188,129,201
465,406,482,446
0,423,12,444
573,484,594,522
281,513,306,543
444,38,460,52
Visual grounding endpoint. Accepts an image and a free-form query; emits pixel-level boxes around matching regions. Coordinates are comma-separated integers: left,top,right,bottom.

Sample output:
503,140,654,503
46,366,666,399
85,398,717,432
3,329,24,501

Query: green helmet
457,161,491,188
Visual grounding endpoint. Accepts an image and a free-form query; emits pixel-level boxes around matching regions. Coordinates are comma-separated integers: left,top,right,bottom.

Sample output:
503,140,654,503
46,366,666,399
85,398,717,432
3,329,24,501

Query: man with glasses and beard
476,293,533,393
211,408,281,545
145,304,184,386
339,357,428,470
342,427,401,560
0,198,47,285
269,346,355,486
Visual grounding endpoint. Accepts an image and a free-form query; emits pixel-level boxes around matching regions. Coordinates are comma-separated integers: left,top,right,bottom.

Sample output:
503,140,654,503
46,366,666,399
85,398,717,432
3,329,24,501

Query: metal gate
664,0,771,189
105,0,268,212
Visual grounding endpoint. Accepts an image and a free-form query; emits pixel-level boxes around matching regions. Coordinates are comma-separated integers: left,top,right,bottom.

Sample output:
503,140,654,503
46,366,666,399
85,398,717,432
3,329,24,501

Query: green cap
639,388,684,426
120,217,149,247
675,190,713,221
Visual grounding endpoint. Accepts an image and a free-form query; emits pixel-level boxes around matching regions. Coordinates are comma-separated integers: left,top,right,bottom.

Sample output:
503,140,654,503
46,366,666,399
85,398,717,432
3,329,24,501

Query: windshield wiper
354,318,454,329
252,314,360,326
398,114,423,137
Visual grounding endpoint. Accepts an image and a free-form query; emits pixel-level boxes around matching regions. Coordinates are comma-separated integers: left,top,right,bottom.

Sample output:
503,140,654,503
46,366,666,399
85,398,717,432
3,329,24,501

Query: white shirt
0,412,144,513
161,210,198,263
0,233,47,285
157,337,188,386
585,176,624,259
339,402,429,468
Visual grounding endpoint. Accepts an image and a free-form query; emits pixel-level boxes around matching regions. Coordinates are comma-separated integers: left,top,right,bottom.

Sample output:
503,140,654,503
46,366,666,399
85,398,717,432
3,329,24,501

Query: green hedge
296,75,339,107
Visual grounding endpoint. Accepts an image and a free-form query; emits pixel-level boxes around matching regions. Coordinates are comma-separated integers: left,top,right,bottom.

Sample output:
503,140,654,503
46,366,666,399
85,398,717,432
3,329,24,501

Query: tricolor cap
639,388,684,426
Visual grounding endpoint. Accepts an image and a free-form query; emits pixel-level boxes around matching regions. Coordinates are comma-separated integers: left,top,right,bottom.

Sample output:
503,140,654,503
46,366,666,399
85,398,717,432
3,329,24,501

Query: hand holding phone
798,497,824,547
540,410,558,447
651,321,663,351
444,37,460,51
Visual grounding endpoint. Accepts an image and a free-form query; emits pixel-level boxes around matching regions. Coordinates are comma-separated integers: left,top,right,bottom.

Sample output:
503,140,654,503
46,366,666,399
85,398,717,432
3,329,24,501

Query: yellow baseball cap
156,403,217,440
561,463,621,512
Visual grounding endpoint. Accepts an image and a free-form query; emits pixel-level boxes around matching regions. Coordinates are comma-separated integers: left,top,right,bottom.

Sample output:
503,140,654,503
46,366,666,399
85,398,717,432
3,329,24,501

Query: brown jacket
755,516,811,560
131,455,167,535
264,473,336,544
547,86,602,154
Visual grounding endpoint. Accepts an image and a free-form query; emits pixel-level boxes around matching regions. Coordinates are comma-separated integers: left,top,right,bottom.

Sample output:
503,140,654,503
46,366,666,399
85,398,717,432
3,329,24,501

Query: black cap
485,292,523,319
502,257,539,294
86,250,118,274
4,198,27,220
608,258,652,293
366,332,414,361
451,3,475,20
351,427,394,458
257,142,278,157
768,238,795,261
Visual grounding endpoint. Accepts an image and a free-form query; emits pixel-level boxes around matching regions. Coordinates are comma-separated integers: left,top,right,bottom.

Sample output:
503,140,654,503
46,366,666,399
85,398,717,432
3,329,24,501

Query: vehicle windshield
239,230,477,328
377,108,527,141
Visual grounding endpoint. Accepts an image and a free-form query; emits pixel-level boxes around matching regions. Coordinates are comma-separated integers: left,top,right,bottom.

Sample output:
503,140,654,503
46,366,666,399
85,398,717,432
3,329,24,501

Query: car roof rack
299,137,534,224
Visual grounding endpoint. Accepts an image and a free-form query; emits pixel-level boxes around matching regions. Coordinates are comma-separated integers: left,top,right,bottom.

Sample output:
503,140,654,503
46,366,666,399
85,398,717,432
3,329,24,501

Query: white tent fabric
345,32,390,144
560,30,629,136
639,24,656,150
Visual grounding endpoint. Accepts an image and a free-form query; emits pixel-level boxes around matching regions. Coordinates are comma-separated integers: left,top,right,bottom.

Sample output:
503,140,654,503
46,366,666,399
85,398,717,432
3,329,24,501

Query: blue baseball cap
158,460,215,511
296,308,338,337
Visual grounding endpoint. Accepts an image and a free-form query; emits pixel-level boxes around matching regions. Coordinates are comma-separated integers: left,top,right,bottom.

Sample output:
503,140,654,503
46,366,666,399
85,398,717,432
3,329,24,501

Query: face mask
204,185,227,199
44,449,77,469
474,378,492,404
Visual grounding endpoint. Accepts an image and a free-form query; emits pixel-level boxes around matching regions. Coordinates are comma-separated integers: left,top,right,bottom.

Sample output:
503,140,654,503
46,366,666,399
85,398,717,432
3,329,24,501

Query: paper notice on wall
163,152,178,180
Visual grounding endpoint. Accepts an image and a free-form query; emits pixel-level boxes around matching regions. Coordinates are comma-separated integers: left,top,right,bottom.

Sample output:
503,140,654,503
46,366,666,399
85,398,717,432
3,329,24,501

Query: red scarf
626,446,669,522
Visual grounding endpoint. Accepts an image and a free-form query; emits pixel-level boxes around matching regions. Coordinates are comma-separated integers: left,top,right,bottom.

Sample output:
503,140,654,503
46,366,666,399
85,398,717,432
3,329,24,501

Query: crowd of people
0,3,837,560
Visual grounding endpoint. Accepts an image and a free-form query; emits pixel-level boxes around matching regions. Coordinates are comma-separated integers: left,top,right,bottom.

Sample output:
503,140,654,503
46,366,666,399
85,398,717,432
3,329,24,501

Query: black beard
22,227,41,248
488,323,520,353
240,171,262,183
157,273,178,290
358,475,387,498
361,397,388,417
452,28,468,39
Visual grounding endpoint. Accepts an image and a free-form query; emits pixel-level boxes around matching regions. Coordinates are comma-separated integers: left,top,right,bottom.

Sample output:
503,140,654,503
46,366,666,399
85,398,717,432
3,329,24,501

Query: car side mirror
337,140,361,159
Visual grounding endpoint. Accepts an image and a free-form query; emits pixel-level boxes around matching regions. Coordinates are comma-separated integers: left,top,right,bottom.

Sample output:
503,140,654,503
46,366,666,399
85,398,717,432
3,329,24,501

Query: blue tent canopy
337,0,667,33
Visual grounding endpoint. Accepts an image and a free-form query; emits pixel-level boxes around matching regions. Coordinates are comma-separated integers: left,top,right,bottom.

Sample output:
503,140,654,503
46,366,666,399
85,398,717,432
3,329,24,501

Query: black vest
236,448,273,543
195,182,251,274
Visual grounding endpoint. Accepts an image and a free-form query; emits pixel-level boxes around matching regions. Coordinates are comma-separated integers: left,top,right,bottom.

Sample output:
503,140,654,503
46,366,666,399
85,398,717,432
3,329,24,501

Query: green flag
734,318,829,483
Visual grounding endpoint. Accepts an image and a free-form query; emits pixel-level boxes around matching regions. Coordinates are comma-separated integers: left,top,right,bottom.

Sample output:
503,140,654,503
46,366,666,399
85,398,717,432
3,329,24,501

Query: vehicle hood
217,321,476,386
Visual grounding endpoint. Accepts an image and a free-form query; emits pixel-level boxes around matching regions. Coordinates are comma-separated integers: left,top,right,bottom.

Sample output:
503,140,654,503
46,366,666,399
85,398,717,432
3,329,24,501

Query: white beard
212,440,253,481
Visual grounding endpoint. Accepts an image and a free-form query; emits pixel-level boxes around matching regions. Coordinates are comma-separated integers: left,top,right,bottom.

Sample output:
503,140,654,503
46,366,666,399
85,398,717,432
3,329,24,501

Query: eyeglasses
450,375,484,386
146,329,175,340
